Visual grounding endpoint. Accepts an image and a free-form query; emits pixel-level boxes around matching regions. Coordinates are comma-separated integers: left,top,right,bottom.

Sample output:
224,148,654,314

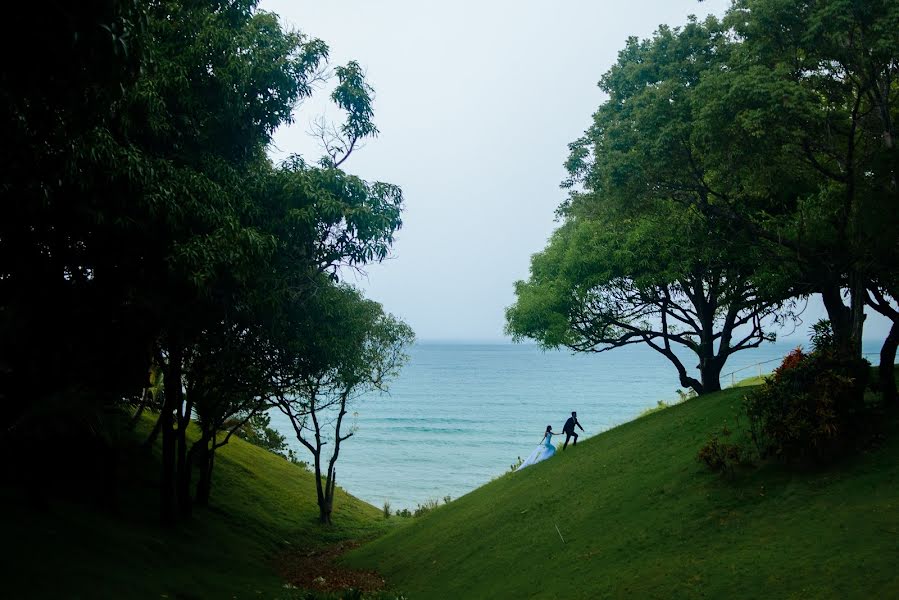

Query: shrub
413,498,440,517
743,322,870,464
675,388,698,402
286,448,311,471
774,347,805,378
382,500,391,519
639,400,670,418
509,456,523,472
697,423,744,476
234,412,289,457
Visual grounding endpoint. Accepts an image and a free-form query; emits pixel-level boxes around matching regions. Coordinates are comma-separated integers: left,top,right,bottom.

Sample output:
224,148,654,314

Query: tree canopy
509,1,898,395
0,0,412,525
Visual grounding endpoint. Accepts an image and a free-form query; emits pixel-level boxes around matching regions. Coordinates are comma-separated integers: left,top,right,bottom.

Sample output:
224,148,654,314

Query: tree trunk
320,469,335,525
699,358,723,394
880,321,899,405
175,396,194,519
692,284,720,395
820,279,866,359
194,441,215,507
160,345,181,526
312,453,330,524
821,283,853,355
848,274,866,358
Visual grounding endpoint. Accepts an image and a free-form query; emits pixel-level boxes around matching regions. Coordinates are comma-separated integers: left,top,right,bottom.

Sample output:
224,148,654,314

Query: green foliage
413,499,441,518
675,388,698,402
0,0,408,524
392,499,444,519
744,329,872,464
235,412,289,457
287,448,312,471
695,0,899,353
509,456,524,472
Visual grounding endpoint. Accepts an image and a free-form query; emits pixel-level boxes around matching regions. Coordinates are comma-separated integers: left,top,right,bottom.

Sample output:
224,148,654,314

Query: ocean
268,340,883,510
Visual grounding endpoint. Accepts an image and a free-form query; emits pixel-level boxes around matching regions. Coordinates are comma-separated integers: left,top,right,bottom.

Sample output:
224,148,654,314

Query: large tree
508,17,787,394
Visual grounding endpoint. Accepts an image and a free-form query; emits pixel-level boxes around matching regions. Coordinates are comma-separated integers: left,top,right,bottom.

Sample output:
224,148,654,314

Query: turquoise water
268,340,882,509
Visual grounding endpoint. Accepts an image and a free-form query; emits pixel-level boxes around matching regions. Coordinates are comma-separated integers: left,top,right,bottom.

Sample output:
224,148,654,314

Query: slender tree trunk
317,486,330,523
320,399,351,524
320,469,335,525
160,343,182,526
880,321,899,405
194,440,215,507
312,451,329,524
175,394,195,518
848,274,866,358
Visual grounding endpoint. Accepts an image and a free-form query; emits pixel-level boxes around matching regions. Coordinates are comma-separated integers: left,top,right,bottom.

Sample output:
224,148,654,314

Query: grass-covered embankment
346,386,899,599
3,417,388,599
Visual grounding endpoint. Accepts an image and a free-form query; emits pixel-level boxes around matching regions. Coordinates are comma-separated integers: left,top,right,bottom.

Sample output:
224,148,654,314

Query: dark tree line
1,0,412,526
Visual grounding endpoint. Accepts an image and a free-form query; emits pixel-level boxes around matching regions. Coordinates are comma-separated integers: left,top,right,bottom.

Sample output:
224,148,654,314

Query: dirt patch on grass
275,540,386,593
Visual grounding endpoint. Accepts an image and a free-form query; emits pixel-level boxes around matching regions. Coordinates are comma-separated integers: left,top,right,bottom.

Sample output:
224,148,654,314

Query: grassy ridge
346,387,899,599
3,417,386,599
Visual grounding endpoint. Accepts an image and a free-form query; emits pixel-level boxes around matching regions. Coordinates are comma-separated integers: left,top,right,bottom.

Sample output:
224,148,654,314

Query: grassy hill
345,386,899,599
3,417,389,599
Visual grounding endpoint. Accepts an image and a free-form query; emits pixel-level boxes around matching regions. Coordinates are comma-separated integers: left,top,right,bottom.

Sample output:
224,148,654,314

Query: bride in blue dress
516,425,561,471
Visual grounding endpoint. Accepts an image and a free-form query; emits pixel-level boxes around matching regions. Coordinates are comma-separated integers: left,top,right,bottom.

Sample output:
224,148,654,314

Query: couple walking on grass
515,412,584,471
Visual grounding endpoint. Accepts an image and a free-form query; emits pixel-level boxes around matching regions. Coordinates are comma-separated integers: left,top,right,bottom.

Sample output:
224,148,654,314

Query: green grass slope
4,418,385,599
346,388,899,599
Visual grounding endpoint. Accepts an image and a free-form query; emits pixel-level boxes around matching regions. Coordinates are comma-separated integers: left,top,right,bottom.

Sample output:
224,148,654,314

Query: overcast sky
262,0,891,343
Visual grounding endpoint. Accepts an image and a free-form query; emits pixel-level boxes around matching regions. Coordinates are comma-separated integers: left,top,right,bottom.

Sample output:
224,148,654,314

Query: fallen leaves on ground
275,540,387,593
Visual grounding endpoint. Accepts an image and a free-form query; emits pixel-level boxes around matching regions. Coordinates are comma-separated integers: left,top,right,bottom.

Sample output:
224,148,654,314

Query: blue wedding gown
516,432,556,471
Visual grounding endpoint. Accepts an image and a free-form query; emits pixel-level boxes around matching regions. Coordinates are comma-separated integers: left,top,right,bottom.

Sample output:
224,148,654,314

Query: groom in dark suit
562,411,584,449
